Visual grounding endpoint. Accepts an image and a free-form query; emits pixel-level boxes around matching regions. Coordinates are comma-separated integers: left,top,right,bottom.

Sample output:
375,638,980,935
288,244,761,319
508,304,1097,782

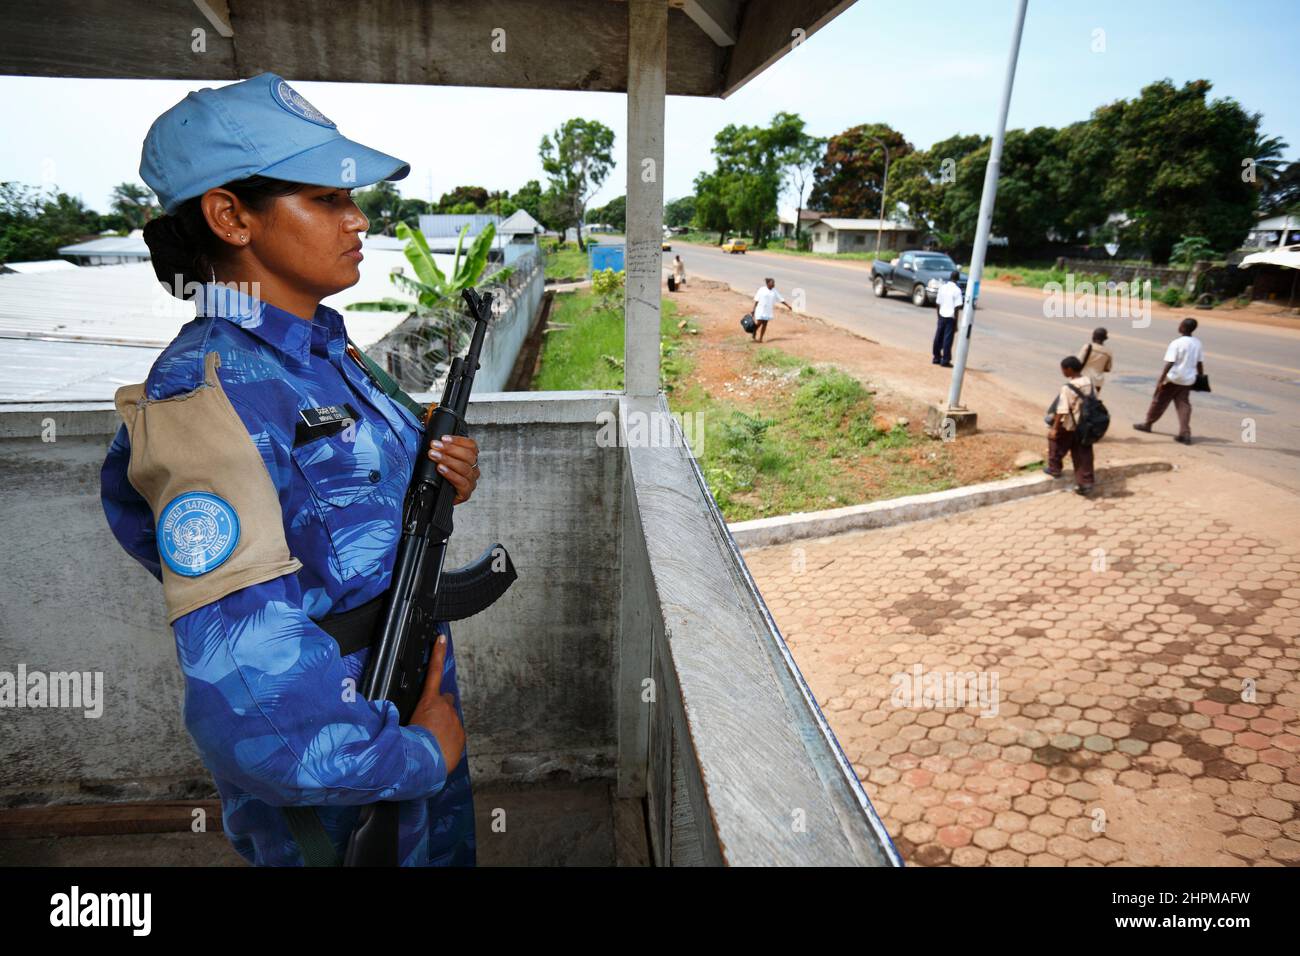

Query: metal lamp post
945,0,1030,412
864,133,892,254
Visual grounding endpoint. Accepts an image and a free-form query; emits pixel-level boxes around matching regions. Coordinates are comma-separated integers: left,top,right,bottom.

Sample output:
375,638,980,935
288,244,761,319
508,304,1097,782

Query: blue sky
1,0,1295,215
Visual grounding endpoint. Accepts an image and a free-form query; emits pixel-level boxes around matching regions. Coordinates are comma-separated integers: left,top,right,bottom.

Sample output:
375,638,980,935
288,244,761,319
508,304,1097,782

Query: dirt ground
664,276,1300,540
668,279,1050,488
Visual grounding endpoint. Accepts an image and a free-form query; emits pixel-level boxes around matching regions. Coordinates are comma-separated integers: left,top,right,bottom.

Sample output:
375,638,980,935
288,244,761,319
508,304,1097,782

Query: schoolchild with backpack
1045,355,1109,496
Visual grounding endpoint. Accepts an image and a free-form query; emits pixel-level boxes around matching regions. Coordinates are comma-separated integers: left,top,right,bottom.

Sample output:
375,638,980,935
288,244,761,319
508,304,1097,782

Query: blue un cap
141,72,409,214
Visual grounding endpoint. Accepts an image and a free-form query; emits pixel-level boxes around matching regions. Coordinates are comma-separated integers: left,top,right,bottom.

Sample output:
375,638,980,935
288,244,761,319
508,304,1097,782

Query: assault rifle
343,286,517,866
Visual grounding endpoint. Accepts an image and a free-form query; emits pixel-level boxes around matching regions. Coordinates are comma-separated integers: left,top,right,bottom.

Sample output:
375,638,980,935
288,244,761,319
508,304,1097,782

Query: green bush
1159,287,1184,308
591,267,625,310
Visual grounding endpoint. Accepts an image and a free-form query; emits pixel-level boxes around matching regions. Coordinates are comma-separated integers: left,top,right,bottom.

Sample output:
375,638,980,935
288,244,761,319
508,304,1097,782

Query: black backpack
1067,382,1109,445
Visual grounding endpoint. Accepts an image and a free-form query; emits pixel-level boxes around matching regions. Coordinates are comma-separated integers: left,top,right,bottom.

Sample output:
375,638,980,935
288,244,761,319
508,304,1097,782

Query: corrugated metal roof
418,213,500,239
0,236,437,402
57,236,151,256
812,218,917,231
0,260,79,274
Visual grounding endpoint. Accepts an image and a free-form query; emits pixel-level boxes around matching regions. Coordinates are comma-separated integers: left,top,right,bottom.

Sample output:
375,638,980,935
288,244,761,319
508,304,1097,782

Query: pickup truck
871,251,968,307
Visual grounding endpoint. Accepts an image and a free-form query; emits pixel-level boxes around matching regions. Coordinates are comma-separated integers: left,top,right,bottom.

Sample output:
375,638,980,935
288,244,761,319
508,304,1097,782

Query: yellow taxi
721,238,748,254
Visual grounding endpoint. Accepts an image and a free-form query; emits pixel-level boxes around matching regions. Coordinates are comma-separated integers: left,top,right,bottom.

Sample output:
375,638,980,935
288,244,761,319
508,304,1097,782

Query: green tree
1261,160,1300,216
692,170,731,243
887,133,985,233
485,189,517,218
539,118,616,251
1170,235,1215,268
396,196,432,230
0,183,101,263
770,111,824,244
1082,79,1264,262
587,194,626,232
510,179,545,224
692,116,799,246
808,123,912,219
937,127,1064,252
664,195,696,229
354,181,405,236
436,185,489,211
110,182,160,229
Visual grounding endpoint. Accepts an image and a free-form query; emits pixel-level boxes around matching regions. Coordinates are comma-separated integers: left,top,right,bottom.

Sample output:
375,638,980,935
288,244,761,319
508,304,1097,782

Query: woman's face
205,184,369,304
246,186,369,297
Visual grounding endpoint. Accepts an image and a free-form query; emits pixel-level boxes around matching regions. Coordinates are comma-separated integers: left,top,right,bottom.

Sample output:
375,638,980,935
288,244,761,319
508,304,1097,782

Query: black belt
315,592,387,656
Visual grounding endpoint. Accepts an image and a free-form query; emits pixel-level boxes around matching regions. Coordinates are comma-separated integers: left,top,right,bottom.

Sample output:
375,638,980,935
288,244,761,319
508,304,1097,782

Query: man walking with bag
750,277,793,344
1133,317,1206,445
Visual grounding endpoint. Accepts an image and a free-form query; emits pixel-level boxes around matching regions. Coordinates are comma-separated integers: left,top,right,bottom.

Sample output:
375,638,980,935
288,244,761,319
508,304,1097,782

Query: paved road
668,243,1300,494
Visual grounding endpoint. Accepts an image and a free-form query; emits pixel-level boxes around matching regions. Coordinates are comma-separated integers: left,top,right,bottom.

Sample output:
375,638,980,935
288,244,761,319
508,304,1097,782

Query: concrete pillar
624,0,667,397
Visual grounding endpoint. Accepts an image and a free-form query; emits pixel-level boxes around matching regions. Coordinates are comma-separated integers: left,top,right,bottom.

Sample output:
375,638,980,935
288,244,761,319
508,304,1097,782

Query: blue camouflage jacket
100,282,474,866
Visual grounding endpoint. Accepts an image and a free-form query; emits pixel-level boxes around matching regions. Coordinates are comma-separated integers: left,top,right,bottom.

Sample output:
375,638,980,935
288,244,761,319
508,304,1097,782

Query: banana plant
348,220,496,314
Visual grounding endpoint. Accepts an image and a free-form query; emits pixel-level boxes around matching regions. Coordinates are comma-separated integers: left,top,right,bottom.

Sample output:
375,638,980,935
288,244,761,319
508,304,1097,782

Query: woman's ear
200,188,251,251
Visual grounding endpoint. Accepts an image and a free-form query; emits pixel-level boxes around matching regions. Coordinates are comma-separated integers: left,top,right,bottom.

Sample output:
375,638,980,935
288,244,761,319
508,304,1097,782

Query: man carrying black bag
1133,317,1207,445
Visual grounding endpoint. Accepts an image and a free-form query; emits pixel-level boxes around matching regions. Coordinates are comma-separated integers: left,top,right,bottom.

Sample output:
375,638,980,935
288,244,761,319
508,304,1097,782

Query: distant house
498,209,544,250
416,212,537,266
777,207,826,239
1243,213,1300,250
57,231,150,266
806,218,921,254
418,213,501,241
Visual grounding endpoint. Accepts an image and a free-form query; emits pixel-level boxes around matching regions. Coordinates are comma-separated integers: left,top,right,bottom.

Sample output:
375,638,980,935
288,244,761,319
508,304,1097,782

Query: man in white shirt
932,271,963,367
1133,317,1205,444
750,277,793,343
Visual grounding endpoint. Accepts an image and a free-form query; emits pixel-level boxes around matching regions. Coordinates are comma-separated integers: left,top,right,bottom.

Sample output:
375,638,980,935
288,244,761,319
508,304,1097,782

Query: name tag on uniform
294,403,360,446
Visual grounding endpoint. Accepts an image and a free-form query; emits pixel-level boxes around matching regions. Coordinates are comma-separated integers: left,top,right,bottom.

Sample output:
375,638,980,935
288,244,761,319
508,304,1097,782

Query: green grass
758,245,894,263
676,357,956,521
542,243,589,281
530,296,958,521
983,262,1183,292
531,290,685,391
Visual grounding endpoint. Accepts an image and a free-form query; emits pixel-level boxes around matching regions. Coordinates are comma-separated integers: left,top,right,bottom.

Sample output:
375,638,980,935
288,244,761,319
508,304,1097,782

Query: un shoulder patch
158,492,240,577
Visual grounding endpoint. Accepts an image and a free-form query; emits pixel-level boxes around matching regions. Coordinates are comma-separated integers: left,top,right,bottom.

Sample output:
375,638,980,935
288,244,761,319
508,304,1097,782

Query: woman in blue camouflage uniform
100,73,480,866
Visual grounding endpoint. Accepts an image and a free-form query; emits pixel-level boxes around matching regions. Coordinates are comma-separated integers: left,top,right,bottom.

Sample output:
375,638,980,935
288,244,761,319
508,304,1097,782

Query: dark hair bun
143,209,212,299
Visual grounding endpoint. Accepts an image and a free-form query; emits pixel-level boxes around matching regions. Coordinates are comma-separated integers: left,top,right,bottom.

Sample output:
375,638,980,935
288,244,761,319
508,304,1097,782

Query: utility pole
863,133,892,255
929,0,1029,438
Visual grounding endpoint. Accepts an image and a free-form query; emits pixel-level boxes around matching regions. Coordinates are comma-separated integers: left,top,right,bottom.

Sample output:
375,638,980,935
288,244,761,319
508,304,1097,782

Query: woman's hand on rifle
426,433,481,505
410,634,465,774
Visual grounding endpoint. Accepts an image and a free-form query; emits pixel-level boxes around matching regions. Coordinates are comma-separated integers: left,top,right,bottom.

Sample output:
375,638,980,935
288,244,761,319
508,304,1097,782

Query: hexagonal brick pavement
744,474,1300,866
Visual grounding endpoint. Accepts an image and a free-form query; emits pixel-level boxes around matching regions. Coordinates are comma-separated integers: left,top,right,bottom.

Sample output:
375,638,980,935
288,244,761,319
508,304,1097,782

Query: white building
57,232,151,266
417,212,538,266
776,207,826,239
1244,213,1300,250
806,217,921,254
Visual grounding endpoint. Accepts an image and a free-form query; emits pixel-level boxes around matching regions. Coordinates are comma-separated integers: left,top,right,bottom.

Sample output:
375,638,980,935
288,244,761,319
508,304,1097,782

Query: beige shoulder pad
116,351,303,624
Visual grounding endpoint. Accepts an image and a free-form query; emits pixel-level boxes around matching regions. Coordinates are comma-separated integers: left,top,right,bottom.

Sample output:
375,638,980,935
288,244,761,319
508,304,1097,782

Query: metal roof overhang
0,0,856,98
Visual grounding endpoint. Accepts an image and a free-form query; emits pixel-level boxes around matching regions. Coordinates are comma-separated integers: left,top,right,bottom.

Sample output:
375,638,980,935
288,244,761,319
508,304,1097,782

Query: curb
728,458,1174,550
